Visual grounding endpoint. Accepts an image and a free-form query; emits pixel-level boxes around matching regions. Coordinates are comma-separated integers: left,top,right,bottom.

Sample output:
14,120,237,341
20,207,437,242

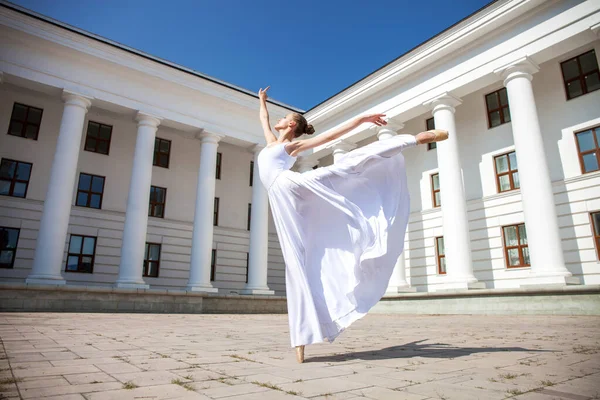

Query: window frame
149,186,167,218
591,212,600,261
143,242,161,278
249,160,254,187
153,137,171,169
501,223,530,269
0,227,20,269
560,49,600,101
216,152,222,180
0,158,33,199
431,173,441,208
84,121,113,155
493,151,520,193
435,236,446,275
246,252,249,284
574,125,600,174
247,203,252,231
65,234,97,273
213,197,219,226
211,249,216,282
7,103,43,140
75,173,105,209
485,88,511,129
426,118,436,151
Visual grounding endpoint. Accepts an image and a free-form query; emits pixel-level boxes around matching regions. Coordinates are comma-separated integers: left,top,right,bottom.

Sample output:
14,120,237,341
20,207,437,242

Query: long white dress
257,134,417,347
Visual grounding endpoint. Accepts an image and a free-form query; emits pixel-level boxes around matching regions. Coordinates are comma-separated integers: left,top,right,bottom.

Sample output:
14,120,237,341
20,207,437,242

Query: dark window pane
0,251,13,265
12,182,26,197
154,205,163,217
16,163,31,180
523,247,530,265
436,237,444,255
85,138,97,152
0,181,10,195
486,92,499,111
579,51,598,74
99,125,112,140
498,175,511,192
508,152,517,170
9,121,23,136
512,172,520,189
4,229,19,248
507,248,520,266
504,226,518,246
89,194,101,209
81,256,93,272
426,118,435,130
499,88,509,106
149,244,159,261
156,188,165,203
91,176,104,193
432,174,440,190
585,72,600,92
428,142,437,150
148,262,158,277
562,59,580,80
159,154,168,167
79,174,91,191
495,155,509,173
12,104,27,121
82,237,95,255
439,257,446,274
96,140,109,155
518,224,528,245
503,107,511,123
567,80,583,99
66,256,79,271
25,125,38,139
69,236,82,253
0,161,15,179
577,130,595,152
76,192,88,206
27,108,42,124
582,153,599,173
159,140,170,153
153,153,158,165
592,213,600,236
434,192,441,207
489,110,501,127
87,122,99,138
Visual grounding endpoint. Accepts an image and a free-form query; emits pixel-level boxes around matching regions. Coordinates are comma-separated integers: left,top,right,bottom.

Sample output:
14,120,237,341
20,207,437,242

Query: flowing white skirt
268,134,417,347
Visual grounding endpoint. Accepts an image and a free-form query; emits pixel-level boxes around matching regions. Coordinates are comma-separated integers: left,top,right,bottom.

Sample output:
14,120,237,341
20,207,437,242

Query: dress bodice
257,142,297,189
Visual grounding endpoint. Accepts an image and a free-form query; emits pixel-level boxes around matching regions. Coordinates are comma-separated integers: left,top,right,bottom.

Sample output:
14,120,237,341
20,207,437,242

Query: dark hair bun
305,124,315,135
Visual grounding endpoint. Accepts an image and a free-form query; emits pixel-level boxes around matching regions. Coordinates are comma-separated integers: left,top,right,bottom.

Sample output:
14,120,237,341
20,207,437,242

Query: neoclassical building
1,0,599,309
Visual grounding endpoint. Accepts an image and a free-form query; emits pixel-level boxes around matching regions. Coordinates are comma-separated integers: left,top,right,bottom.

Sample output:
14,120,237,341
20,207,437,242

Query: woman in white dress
257,87,448,363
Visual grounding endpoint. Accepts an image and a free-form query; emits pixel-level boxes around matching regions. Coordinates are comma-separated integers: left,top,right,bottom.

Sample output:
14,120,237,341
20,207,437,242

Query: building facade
1,0,599,297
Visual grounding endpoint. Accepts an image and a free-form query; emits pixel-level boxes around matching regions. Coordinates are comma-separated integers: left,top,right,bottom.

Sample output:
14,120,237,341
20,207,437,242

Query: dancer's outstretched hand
360,113,387,126
259,86,270,101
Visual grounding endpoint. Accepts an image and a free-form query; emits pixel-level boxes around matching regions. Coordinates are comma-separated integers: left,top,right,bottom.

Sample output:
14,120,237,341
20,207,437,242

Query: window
502,223,530,268
485,88,511,128
494,151,520,192
143,243,161,278
214,197,219,226
247,203,252,231
431,173,441,208
249,161,254,187
76,173,105,209
149,186,167,218
0,227,20,269
66,235,96,273
246,252,249,283
591,212,600,261
561,50,600,100
216,152,222,180
426,118,436,150
8,103,43,140
211,249,216,282
153,138,171,168
435,237,446,275
575,126,600,174
0,159,32,198
84,121,112,155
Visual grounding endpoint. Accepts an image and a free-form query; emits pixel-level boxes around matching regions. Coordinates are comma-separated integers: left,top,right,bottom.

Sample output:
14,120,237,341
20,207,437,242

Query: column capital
591,22,600,37
195,131,225,144
61,90,93,111
135,111,162,128
494,56,540,86
423,92,462,114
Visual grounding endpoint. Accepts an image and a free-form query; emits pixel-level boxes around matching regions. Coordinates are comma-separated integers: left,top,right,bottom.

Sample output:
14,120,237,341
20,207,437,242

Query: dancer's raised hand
359,113,387,126
258,86,270,102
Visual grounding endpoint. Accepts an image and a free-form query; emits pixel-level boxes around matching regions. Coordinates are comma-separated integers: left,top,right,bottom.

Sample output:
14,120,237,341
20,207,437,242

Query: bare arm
258,87,278,145
287,113,387,157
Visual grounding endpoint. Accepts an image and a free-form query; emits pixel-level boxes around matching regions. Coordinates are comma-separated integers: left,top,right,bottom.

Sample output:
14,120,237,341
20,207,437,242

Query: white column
331,140,357,163
27,90,92,285
371,122,417,295
296,157,316,173
242,145,274,295
424,93,484,290
187,132,224,292
115,112,162,289
495,57,579,286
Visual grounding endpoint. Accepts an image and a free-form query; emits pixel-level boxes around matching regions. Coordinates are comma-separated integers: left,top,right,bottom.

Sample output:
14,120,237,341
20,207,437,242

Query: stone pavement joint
0,313,598,399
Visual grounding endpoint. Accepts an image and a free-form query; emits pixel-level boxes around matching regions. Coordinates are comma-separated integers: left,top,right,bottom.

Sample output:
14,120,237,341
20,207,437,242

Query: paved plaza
0,313,598,400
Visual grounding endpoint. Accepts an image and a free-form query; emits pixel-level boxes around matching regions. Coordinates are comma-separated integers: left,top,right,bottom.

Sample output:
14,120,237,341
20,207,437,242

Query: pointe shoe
295,345,305,363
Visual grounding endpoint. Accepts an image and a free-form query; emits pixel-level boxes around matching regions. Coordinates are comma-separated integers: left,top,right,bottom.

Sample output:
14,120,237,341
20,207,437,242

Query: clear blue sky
10,0,491,111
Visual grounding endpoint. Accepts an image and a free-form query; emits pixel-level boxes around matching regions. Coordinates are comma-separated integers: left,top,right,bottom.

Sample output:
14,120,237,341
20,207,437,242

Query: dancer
257,86,447,363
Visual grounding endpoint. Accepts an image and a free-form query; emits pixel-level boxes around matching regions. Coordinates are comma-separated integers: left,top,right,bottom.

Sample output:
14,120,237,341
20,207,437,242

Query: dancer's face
274,114,296,132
